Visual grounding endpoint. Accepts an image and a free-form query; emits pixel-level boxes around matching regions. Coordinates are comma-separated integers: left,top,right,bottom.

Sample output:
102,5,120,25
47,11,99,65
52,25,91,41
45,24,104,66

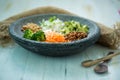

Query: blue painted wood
0,0,120,80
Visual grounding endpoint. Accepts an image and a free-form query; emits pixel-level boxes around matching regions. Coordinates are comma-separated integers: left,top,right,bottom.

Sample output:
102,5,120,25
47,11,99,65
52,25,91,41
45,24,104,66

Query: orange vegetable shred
45,31,67,43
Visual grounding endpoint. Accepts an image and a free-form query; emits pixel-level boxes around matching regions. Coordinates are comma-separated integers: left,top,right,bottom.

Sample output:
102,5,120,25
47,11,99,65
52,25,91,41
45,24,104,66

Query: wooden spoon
81,52,120,67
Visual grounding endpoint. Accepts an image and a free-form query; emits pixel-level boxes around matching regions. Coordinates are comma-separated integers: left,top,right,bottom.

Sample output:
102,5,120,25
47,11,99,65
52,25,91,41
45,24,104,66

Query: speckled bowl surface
9,14,100,56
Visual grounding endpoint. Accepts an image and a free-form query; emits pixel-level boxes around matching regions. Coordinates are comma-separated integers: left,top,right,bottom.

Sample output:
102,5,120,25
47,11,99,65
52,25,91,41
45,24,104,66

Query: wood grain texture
0,0,120,80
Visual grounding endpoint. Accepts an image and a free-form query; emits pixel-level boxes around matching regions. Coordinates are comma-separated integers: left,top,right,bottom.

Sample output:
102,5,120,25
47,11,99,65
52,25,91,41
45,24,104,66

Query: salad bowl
9,14,100,56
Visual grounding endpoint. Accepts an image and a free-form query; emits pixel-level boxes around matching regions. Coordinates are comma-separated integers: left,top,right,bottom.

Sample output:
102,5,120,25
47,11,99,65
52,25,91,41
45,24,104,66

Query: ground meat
64,32,87,41
21,23,41,33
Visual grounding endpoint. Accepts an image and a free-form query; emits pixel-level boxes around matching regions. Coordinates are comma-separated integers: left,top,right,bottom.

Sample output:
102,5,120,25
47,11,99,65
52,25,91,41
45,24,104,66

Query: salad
21,16,89,43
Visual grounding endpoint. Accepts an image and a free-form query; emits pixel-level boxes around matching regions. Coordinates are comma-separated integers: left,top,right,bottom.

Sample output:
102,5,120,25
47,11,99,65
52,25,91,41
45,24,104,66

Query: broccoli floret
31,30,46,41
23,29,33,39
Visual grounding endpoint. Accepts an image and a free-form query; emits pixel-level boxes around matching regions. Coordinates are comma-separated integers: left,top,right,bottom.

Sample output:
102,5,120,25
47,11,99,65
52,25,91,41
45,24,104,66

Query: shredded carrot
45,31,67,43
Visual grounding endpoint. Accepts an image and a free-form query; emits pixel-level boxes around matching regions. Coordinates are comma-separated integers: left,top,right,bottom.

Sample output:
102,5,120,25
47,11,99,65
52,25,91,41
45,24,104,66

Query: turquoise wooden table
0,0,120,80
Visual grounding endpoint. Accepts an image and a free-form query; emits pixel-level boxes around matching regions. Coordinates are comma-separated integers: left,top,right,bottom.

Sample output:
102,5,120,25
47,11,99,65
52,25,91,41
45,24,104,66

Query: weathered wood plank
0,45,29,80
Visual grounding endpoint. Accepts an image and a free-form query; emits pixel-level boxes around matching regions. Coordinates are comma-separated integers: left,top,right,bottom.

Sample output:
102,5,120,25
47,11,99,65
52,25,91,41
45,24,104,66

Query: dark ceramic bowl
9,14,100,56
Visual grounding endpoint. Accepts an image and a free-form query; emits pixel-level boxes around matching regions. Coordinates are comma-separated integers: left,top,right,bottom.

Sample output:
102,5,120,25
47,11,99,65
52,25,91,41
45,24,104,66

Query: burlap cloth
0,6,120,49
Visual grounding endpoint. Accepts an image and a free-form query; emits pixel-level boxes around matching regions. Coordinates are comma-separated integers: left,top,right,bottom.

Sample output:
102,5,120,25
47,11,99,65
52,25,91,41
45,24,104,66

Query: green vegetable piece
60,20,89,34
23,29,33,39
31,30,46,41
49,16,57,22
83,25,89,33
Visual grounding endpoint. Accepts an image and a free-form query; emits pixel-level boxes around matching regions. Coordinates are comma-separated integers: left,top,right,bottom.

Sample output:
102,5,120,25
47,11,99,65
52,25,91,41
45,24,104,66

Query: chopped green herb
49,16,57,22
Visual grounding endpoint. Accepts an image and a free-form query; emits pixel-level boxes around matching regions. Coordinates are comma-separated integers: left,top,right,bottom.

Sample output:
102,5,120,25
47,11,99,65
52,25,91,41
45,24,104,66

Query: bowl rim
9,13,100,45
